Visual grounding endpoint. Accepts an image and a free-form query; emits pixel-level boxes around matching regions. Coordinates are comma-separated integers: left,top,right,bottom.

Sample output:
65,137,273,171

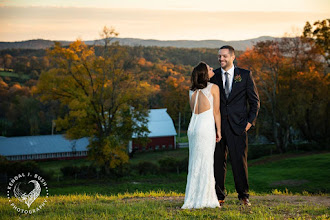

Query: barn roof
0,135,89,156
0,109,177,156
136,108,177,138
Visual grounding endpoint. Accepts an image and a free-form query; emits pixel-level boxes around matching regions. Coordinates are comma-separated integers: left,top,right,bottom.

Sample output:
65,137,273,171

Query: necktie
224,72,230,98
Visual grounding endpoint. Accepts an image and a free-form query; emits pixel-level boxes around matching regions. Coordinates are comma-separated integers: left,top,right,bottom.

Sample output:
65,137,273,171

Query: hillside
0,36,278,50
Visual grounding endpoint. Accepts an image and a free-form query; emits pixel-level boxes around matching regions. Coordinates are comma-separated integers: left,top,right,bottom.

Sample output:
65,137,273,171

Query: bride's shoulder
209,83,219,94
208,82,218,89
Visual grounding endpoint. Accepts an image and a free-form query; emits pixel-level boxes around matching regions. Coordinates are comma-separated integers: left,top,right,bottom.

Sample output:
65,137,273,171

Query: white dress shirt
221,65,235,93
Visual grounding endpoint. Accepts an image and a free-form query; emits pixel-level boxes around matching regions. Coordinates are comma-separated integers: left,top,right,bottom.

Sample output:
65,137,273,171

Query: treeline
0,49,47,79
0,79,63,136
0,46,221,77
0,44,223,137
0,46,243,76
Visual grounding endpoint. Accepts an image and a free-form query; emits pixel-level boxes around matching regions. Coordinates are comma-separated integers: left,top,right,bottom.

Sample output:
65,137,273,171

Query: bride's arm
189,90,195,112
211,84,221,140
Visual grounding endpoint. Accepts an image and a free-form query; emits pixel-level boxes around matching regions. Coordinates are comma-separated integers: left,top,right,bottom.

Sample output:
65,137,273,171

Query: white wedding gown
182,82,220,209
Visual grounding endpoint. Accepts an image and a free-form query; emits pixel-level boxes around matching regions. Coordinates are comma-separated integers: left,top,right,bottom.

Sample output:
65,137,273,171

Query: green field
0,71,30,79
0,151,329,219
177,130,188,143
36,150,330,196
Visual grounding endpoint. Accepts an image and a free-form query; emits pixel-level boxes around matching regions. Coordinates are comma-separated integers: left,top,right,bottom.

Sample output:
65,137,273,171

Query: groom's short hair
219,45,235,55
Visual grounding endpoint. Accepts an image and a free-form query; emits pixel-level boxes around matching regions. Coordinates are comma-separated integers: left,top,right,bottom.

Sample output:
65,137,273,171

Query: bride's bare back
190,90,211,114
189,83,221,143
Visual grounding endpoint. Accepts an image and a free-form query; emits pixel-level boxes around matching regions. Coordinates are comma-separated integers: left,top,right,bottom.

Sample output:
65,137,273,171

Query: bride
182,61,221,209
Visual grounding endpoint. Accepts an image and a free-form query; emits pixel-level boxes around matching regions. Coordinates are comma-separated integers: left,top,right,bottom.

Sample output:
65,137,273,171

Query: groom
210,45,260,207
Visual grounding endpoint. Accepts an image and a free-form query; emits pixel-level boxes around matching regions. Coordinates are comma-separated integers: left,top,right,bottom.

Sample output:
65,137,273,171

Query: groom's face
218,49,235,70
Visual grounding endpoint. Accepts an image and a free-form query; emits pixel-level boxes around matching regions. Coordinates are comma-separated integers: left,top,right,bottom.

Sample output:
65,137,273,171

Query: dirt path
123,194,330,207
252,194,330,206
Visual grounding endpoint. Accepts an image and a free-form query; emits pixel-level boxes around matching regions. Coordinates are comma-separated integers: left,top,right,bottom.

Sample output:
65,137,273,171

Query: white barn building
0,109,177,161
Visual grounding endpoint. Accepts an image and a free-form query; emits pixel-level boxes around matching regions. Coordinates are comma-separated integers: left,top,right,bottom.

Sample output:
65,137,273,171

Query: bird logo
13,180,41,208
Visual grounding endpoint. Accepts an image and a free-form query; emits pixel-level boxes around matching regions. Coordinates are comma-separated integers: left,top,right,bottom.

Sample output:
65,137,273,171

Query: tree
3,54,12,71
37,27,153,173
13,56,29,74
280,32,328,143
290,71,329,143
8,96,41,135
238,41,290,153
238,30,329,152
4,83,35,136
162,75,190,129
303,19,330,69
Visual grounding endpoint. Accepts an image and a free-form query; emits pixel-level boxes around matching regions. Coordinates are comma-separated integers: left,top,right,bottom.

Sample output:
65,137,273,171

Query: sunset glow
0,0,328,41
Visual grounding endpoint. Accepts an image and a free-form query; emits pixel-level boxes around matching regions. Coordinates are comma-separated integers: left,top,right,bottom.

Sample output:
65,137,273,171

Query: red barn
129,109,177,152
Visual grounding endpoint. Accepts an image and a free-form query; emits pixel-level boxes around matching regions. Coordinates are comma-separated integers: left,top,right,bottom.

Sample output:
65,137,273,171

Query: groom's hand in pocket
245,122,252,132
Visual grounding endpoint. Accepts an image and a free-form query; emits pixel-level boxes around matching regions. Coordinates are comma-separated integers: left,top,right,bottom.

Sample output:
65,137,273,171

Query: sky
0,0,329,42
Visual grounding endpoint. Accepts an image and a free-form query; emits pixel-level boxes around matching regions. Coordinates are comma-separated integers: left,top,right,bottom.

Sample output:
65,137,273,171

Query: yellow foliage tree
37,27,154,172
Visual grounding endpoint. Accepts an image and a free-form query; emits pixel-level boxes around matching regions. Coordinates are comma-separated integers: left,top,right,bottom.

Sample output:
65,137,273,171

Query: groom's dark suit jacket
210,67,260,135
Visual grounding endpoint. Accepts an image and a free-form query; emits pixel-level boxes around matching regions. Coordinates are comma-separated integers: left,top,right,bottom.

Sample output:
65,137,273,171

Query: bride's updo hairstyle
190,61,209,91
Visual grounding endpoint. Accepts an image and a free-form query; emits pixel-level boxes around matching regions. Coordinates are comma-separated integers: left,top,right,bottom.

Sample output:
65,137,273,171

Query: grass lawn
248,153,330,194
0,192,328,219
0,151,329,219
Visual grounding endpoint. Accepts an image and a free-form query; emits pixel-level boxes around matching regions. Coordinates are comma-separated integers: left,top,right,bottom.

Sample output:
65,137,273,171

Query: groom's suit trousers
214,117,249,200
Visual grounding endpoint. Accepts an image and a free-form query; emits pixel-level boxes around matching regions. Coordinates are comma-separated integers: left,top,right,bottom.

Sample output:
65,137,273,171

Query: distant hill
0,39,71,50
0,36,278,51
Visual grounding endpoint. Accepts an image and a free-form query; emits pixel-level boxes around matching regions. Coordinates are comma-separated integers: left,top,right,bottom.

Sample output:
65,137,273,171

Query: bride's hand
216,130,222,142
